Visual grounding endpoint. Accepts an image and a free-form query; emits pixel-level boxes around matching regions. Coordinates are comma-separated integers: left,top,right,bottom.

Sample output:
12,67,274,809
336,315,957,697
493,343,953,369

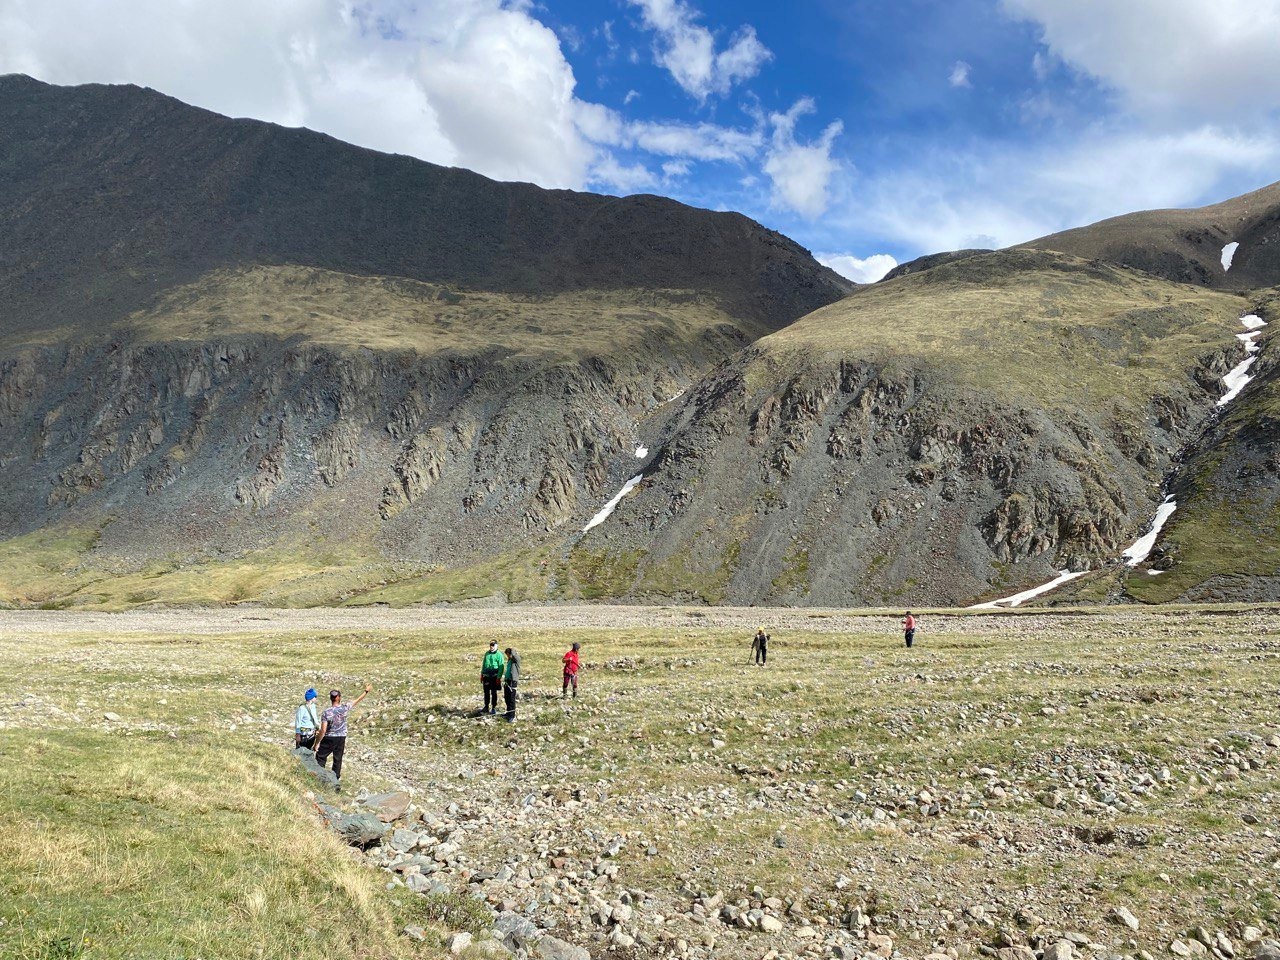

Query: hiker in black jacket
503,647,521,722
751,627,769,665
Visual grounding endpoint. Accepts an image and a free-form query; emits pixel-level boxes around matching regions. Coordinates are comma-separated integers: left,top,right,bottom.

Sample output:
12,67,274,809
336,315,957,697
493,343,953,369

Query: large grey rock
330,811,389,848
359,790,412,823
293,747,338,787
388,828,418,853
493,912,540,952
1253,941,1280,960
536,936,590,960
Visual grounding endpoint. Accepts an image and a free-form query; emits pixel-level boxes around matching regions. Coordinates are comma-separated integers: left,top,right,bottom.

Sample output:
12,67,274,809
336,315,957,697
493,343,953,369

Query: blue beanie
304,688,317,701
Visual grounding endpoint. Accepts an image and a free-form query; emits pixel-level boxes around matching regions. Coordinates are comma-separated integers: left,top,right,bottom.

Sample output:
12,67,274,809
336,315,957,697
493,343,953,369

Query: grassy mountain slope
1121,292,1280,602
570,250,1254,605
1026,179,1280,291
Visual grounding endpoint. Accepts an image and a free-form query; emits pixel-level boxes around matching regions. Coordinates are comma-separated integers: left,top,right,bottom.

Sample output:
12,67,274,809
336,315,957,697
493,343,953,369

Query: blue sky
3,0,1279,281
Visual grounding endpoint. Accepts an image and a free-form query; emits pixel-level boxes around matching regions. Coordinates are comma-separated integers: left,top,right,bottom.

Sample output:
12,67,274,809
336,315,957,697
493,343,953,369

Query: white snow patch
663,389,685,404
968,569,1087,609
1122,496,1177,567
1218,355,1258,407
635,445,649,459
583,474,644,532
1216,315,1268,408
1221,241,1239,271
1147,569,1165,576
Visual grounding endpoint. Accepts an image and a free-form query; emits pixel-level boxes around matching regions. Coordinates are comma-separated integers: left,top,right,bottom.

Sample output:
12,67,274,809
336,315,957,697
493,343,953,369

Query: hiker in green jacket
480,639,505,716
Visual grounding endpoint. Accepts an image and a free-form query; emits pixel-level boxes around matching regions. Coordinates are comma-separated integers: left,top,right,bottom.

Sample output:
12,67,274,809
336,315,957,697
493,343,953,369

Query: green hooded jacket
482,650,506,676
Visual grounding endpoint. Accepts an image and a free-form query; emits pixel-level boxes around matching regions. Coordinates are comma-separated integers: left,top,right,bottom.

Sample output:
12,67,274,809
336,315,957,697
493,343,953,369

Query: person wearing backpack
481,640,505,715
562,642,581,698
751,627,769,665
503,647,522,722
294,687,320,749
901,611,917,648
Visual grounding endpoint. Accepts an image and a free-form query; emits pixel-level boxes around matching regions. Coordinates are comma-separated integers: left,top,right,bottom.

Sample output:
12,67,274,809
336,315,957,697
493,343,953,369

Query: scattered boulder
536,935,591,960
329,811,389,849
1110,906,1141,931
447,931,474,955
359,791,412,823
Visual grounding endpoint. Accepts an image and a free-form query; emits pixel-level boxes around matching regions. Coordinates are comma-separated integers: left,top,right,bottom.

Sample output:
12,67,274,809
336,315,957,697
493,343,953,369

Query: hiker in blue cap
294,688,320,749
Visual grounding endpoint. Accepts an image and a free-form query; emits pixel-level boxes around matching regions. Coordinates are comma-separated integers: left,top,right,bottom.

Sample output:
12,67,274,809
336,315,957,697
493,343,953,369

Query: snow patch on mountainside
1217,314,1267,408
1123,496,1178,566
969,569,1087,609
583,474,644,531
1221,242,1239,271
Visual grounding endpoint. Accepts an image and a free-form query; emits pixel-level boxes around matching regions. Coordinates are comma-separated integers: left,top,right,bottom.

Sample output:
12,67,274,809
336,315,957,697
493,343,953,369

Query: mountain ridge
3,76,1280,608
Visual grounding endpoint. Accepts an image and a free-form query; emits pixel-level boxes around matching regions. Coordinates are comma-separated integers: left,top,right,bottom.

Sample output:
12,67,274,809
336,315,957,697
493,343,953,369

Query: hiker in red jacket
562,642,581,698
901,611,916,648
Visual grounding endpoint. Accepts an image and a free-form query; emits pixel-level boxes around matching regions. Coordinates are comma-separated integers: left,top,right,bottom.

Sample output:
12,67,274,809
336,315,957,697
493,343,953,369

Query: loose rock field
1,607,1277,960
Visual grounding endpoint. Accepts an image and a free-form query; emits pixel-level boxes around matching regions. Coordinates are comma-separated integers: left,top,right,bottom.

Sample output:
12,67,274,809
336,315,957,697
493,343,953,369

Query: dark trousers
754,645,767,664
504,680,518,719
905,629,915,648
295,731,316,750
563,672,577,696
482,674,501,713
316,735,346,778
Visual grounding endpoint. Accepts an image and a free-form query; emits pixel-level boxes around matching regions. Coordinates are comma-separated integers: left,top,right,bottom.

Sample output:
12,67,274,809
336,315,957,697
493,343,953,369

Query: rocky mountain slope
0,76,850,607
571,250,1258,605
3,74,1280,607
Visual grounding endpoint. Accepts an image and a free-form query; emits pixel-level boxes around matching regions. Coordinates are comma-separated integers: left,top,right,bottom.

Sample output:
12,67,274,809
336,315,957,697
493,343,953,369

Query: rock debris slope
4,73,1280,605
0,75,848,604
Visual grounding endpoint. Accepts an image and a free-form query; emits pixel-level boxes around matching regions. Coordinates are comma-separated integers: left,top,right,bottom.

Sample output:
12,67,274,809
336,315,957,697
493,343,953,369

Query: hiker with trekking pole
751,627,769,665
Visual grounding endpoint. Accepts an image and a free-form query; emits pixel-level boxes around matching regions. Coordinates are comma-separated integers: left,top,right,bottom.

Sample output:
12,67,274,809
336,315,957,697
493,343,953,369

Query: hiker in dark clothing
902,611,916,648
751,627,769,665
503,647,521,722
481,640,505,715
315,683,371,792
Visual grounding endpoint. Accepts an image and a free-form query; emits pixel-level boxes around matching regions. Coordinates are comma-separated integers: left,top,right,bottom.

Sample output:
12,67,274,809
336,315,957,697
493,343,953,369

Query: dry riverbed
1,607,1278,960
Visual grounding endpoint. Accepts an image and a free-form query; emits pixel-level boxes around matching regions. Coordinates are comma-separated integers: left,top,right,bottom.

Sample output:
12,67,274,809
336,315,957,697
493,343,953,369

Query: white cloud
762,98,844,218
817,252,898,284
626,118,762,161
948,60,972,88
662,159,692,180
0,0,784,195
1002,0,1280,121
842,124,1280,254
0,0,607,188
627,0,771,100
590,156,658,194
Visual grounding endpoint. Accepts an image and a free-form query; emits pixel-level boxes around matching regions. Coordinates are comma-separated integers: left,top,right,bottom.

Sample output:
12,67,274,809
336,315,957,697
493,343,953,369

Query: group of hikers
291,617,917,788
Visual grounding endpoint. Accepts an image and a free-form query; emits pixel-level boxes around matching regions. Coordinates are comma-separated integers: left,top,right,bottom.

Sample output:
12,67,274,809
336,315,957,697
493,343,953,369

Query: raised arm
351,683,372,709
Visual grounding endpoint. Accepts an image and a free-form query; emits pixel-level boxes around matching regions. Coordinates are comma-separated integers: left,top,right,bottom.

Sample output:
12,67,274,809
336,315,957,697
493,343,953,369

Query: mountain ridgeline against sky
0,74,849,337
2,75,1279,608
